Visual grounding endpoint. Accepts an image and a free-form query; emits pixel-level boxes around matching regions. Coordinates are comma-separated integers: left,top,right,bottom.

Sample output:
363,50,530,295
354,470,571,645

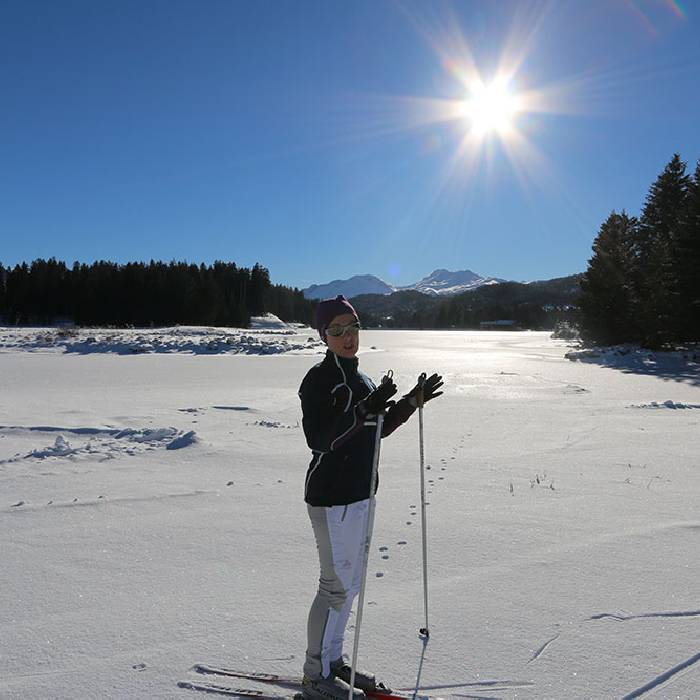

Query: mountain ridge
303,268,506,299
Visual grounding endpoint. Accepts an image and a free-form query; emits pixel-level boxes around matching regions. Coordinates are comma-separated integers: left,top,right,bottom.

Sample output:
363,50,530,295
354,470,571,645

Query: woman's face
325,312,360,358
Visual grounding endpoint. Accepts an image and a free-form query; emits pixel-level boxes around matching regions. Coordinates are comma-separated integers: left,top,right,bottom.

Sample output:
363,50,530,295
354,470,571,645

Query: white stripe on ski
194,664,302,685
178,679,301,698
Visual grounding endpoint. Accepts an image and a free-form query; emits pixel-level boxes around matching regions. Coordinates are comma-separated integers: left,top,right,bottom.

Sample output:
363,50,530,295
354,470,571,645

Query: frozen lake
1,329,699,699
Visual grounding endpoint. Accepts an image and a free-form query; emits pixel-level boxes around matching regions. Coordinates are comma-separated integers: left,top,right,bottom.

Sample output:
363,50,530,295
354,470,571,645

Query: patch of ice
0,425,200,464
29,435,79,459
566,344,699,364
249,420,300,429
166,430,199,450
114,427,179,442
630,400,700,410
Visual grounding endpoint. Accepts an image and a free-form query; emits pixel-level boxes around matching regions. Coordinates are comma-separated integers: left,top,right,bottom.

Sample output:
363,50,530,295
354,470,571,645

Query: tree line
578,154,700,348
351,275,581,330
0,259,315,327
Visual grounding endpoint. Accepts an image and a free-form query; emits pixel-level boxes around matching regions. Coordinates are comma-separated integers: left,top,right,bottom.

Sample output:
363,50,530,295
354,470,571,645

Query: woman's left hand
407,372,444,407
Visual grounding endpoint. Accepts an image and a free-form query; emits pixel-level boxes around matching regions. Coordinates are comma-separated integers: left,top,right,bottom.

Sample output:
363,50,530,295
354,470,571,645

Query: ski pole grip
416,372,427,408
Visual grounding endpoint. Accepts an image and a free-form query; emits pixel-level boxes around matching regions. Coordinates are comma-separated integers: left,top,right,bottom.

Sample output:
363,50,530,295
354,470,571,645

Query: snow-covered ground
1,329,698,699
0,317,323,357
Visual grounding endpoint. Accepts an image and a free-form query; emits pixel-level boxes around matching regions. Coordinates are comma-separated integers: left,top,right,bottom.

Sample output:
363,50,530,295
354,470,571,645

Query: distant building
480,320,518,330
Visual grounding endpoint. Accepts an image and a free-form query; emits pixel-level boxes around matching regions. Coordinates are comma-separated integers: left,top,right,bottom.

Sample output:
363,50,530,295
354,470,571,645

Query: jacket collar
325,348,359,373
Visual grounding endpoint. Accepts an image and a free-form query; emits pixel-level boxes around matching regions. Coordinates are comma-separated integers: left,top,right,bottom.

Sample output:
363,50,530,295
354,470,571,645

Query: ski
193,665,302,686
182,678,432,700
192,665,429,700
178,679,302,698
189,664,535,699
192,665,413,700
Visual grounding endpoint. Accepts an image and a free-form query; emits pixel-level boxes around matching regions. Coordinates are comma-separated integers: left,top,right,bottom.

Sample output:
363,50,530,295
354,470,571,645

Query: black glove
407,372,444,407
361,379,398,416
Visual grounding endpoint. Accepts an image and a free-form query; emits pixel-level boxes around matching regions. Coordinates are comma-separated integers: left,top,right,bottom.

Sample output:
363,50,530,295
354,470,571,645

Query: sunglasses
325,321,361,337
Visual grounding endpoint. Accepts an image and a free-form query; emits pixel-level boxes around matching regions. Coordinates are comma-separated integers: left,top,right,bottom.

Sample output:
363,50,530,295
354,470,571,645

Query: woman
299,295,443,700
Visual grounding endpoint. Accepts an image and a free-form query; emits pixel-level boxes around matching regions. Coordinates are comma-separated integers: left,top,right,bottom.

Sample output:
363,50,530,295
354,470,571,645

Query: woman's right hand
361,380,398,415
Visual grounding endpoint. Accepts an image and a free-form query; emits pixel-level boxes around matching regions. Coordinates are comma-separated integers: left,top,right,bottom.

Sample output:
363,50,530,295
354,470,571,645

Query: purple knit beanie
315,295,359,341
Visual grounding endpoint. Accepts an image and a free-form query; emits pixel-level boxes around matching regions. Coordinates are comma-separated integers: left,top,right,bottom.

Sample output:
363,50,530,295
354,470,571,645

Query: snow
0,323,324,356
1,329,698,699
405,269,503,296
249,314,291,330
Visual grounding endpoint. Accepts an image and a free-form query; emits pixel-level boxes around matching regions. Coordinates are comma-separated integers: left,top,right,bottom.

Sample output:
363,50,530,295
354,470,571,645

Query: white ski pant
304,499,370,680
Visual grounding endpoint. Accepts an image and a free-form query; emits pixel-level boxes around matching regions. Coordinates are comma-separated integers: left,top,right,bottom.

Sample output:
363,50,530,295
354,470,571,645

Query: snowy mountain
303,274,396,300
401,268,504,296
302,269,503,299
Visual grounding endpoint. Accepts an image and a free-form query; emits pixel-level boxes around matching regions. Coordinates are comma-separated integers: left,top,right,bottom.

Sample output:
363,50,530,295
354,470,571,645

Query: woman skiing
299,295,443,700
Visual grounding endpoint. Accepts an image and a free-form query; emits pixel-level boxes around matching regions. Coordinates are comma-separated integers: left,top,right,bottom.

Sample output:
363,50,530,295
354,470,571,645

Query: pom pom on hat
314,295,359,341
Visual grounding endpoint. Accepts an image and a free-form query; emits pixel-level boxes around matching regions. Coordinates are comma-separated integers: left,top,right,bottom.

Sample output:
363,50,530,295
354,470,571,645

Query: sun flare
462,79,521,137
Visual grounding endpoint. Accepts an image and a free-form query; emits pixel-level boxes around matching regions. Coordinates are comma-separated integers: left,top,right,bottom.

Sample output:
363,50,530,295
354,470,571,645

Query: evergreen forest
0,260,314,328
578,154,700,348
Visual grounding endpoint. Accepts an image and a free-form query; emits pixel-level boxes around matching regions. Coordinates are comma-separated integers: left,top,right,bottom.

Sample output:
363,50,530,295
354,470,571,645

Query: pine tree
579,211,637,345
632,154,690,347
673,160,700,341
0,262,6,322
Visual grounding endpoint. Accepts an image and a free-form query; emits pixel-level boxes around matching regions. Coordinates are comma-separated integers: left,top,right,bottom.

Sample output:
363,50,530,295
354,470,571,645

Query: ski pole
416,372,430,638
349,370,392,700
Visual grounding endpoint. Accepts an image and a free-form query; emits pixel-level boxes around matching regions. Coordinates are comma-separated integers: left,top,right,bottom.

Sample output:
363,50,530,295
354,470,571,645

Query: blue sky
1,0,699,289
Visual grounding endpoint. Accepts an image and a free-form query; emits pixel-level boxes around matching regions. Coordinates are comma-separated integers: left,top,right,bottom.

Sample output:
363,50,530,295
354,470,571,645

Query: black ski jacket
299,349,415,506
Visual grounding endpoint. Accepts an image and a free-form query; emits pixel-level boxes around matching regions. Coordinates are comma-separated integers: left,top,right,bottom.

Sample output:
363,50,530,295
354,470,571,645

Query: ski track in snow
589,609,700,622
179,406,253,414
527,633,561,664
4,489,217,513
525,609,700,673
621,650,700,699
175,406,299,429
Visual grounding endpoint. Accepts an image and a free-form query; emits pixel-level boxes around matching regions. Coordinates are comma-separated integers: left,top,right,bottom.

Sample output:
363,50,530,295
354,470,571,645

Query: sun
461,78,521,137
